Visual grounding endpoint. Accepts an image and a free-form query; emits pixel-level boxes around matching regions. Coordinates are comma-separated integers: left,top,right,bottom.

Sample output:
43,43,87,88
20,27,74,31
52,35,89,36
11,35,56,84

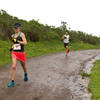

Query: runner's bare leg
20,61,27,74
11,57,17,81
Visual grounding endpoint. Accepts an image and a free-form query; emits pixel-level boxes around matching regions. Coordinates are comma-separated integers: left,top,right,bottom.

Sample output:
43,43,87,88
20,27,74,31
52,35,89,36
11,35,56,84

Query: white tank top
64,35,69,43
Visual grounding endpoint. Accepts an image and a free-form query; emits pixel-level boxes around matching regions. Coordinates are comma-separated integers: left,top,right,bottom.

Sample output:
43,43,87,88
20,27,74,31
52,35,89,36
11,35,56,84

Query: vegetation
0,10,100,45
88,60,100,100
0,39,100,67
81,72,90,78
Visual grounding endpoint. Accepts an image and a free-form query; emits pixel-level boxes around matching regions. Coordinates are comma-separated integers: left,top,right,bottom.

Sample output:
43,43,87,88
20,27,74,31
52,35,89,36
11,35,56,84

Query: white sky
0,0,100,36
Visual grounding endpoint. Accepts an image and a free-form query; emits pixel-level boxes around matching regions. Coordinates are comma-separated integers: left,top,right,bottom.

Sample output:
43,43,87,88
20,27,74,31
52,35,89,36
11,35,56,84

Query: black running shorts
64,43,69,48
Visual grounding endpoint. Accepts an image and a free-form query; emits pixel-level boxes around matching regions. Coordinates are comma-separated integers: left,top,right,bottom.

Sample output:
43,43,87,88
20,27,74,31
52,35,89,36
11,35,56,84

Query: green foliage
60,21,68,32
69,42,100,50
69,31,100,45
0,10,100,45
88,60,100,100
81,72,90,77
0,40,11,66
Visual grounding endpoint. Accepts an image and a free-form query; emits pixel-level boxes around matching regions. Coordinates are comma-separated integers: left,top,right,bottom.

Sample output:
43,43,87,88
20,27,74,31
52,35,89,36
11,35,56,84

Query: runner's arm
61,35,65,40
18,33,27,45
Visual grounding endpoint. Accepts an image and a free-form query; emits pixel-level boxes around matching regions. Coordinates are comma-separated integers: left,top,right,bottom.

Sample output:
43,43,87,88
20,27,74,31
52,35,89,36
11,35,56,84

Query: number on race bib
13,44,21,50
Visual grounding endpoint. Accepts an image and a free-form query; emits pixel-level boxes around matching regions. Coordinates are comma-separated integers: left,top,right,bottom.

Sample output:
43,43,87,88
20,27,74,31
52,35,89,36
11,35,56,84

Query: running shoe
8,81,14,87
24,74,28,82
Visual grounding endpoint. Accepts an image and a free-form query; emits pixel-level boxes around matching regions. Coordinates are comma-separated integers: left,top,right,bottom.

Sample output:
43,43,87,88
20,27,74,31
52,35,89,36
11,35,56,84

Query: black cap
14,23,21,28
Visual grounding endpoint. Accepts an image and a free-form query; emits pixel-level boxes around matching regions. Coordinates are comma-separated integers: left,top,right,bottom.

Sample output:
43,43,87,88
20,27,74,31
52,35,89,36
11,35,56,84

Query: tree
60,21,68,32
0,10,7,15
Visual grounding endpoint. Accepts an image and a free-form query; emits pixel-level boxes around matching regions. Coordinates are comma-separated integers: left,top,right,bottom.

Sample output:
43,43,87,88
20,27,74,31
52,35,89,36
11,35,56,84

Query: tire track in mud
0,50,100,100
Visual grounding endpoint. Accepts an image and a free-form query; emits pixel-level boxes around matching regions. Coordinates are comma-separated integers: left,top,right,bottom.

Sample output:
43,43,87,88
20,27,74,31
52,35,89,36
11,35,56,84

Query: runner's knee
12,65,16,70
20,61,25,67
66,47,68,49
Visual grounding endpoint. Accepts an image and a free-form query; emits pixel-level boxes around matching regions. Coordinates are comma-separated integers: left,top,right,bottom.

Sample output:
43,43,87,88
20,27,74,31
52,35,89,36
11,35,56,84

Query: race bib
13,44,21,50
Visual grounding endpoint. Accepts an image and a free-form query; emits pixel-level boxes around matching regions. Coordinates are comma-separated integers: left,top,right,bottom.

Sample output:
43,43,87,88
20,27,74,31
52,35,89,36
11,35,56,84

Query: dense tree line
0,10,100,45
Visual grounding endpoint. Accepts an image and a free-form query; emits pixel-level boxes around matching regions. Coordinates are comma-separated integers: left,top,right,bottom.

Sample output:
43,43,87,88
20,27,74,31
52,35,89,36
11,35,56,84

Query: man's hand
61,35,65,40
17,40,23,44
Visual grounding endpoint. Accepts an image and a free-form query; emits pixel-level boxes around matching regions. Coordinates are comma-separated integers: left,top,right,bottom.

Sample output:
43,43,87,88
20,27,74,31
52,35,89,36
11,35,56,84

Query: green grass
0,40,100,67
69,42,100,50
81,72,90,77
88,60,100,100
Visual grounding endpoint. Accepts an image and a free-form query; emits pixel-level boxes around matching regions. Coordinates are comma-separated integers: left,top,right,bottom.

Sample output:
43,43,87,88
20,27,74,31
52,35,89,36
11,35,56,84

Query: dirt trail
0,50,100,100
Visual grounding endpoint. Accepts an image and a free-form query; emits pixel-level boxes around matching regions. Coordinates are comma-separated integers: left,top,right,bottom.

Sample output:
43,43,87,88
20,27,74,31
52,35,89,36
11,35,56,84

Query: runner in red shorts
8,23,28,87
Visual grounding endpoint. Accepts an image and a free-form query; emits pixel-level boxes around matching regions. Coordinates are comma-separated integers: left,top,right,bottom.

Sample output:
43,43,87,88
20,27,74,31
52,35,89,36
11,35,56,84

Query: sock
66,49,68,54
12,80,14,82
25,73,27,76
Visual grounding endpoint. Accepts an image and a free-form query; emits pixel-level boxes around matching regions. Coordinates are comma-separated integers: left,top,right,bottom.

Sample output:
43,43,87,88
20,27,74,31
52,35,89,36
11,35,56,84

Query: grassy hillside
0,40,100,67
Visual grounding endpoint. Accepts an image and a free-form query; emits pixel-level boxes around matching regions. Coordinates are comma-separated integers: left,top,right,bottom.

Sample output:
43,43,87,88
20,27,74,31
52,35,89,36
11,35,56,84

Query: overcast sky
0,0,100,36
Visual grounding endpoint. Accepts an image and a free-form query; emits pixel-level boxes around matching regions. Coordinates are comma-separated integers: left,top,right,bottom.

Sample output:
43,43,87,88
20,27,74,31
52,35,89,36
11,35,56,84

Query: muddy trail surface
0,50,100,100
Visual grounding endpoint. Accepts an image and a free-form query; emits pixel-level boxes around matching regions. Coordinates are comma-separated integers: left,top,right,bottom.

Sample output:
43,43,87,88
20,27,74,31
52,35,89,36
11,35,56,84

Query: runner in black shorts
64,43,69,48
62,32,70,56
